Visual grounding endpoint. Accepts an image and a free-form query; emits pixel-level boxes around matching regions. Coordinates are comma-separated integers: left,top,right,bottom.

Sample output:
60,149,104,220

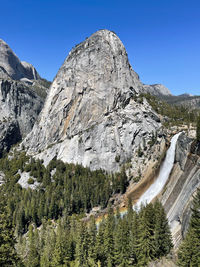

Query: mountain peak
0,39,9,47
143,83,172,96
24,30,160,171
92,29,116,35
89,29,120,41
0,38,40,80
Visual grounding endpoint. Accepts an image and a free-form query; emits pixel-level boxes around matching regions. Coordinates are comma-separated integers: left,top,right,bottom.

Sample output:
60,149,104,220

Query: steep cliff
160,133,200,248
0,39,50,156
24,29,162,172
0,79,44,156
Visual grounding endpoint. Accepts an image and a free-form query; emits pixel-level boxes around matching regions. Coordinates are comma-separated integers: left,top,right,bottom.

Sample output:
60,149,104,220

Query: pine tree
103,207,115,266
127,197,134,226
40,226,56,267
153,200,173,258
75,221,89,266
196,115,200,142
15,207,26,235
25,224,40,267
95,219,106,265
114,217,130,266
178,229,200,267
114,216,123,266
51,221,65,267
137,204,156,265
62,227,75,265
0,197,20,266
119,167,128,194
88,216,97,263
178,188,200,266
129,210,140,266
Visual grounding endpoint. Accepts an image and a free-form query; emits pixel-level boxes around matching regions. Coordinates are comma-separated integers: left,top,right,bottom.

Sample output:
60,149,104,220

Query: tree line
17,199,173,267
0,153,128,235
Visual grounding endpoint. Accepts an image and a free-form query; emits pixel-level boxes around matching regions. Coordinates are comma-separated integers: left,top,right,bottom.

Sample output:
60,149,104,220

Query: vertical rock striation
0,79,44,156
160,133,200,247
24,29,161,171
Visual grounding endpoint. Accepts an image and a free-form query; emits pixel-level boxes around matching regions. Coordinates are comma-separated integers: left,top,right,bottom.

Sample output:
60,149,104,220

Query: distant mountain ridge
143,83,172,96
159,93,200,109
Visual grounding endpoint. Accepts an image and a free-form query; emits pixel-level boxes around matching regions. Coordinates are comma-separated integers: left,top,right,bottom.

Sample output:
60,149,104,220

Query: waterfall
135,132,181,208
96,132,181,226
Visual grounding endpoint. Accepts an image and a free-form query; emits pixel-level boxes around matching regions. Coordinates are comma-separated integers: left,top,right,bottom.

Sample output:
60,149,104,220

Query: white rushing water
135,132,181,208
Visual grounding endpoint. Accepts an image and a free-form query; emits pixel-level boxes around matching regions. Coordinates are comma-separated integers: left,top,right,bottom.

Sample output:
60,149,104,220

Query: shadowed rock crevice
0,120,21,157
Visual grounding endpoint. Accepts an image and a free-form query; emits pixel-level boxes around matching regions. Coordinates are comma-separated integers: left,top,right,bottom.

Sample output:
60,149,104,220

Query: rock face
0,79,43,135
0,120,21,157
24,29,161,172
0,39,40,80
143,84,172,96
160,133,200,248
0,79,44,156
0,38,51,156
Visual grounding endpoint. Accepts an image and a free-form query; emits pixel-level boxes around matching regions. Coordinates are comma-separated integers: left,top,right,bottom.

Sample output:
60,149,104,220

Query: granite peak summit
24,29,161,171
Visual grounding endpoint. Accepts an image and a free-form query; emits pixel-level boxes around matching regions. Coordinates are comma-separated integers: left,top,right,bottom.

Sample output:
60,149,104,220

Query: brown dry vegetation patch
124,143,168,206
125,161,161,205
63,97,79,135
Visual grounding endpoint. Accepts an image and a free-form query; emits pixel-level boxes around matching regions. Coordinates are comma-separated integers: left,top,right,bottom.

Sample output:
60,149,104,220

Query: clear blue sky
1,0,199,95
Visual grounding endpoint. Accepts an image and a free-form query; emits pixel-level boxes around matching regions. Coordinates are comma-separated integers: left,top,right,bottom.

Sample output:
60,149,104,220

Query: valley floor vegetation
0,151,173,266
17,200,173,267
0,110,200,266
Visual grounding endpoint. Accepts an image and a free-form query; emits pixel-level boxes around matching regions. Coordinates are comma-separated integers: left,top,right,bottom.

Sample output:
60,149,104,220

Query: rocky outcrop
24,29,161,172
0,120,21,157
18,171,40,190
0,39,40,80
143,84,172,96
0,79,44,156
0,38,51,156
0,66,11,80
160,133,200,248
0,79,44,135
